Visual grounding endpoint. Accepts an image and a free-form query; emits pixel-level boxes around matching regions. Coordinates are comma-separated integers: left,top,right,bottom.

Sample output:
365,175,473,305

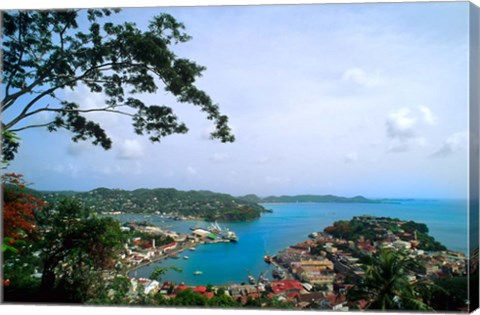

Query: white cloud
386,107,417,140
385,108,432,153
116,139,144,160
344,152,358,163
419,105,437,125
342,67,383,88
430,131,468,158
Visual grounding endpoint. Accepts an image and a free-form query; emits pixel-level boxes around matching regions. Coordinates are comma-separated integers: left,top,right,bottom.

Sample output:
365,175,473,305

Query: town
112,215,468,310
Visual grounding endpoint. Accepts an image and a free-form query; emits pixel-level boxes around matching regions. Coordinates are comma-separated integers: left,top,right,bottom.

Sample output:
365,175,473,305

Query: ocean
117,200,468,286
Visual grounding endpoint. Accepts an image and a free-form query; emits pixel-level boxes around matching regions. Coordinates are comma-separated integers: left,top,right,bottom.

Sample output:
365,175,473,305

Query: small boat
248,275,256,284
193,271,203,275
189,247,196,251
264,255,272,264
183,256,189,259
170,254,179,259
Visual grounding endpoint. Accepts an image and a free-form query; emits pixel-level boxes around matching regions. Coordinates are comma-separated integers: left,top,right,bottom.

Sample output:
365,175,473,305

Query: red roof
270,280,304,294
159,242,177,249
193,286,207,293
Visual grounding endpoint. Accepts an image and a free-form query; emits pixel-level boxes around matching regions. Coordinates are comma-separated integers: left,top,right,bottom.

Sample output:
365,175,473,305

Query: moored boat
248,275,256,284
264,255,272,263
193,271,203,275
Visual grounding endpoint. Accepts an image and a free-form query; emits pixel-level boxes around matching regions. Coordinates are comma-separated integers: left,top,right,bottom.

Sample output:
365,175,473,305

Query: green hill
39,187,266,222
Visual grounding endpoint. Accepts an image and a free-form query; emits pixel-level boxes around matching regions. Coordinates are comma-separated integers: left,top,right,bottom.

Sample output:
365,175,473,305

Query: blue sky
4,2,471,198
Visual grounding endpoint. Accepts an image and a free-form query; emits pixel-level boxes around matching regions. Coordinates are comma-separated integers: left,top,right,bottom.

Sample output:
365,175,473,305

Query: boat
226,230,238,242
189,247,196,251
183,256,189,260
248,275,256,284
308,232,318,239
193,271,203,275
264,255,272,264
170,254,179,259
208,222,239,242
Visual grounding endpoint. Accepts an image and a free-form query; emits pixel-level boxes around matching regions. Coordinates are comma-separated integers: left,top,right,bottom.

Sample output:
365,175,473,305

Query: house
268,280,304,295
295,292,326,308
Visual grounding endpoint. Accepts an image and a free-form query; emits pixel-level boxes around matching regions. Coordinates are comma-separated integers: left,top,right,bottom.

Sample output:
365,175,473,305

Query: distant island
239,194,400,204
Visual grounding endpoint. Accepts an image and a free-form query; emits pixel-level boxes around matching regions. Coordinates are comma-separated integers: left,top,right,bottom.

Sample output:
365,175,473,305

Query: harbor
117,199,467,286
125,221,240,278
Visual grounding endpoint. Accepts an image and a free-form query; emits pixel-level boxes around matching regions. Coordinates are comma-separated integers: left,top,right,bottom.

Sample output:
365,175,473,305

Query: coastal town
115,215,468,310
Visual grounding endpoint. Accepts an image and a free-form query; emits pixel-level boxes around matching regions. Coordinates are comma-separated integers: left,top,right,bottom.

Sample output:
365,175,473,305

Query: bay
117,199,468,286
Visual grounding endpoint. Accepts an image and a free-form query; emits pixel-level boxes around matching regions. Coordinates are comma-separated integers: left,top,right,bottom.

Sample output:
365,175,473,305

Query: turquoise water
118,200,468,286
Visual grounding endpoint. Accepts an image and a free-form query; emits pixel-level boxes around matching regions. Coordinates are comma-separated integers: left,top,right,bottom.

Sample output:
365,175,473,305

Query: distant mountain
239,194,385,204
39,187,267,222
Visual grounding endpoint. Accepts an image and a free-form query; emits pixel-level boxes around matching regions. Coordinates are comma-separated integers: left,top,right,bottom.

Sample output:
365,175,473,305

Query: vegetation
324,216,447,251
3,177,126,303
41,187,266,221
348,249,433,310
1,9,234,161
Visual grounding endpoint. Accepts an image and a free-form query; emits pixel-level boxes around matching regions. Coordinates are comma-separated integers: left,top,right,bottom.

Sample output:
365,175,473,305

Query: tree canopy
1,9,235,161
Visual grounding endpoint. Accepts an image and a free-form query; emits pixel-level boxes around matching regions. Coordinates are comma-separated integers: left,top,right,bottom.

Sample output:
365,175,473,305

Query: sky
4,2,472,199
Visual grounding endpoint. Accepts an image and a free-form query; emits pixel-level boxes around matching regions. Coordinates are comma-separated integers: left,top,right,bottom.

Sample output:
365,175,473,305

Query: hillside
40,187,267,222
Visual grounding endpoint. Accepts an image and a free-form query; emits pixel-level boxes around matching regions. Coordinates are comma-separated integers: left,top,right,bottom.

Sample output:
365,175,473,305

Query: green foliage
87,276,133,305
425,277,468,311
42,187,266,221
348,249,432,311
324,216,447,251
33,197,125,302
2,9,234,161
170,288,208,306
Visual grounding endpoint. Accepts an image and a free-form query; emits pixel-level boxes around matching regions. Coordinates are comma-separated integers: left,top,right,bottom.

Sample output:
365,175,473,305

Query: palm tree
348,248,432,311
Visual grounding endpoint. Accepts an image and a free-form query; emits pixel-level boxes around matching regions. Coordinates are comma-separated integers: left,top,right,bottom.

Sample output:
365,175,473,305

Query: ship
183,256,189,260
226,230,238,242
207,221,239,242
248,275,256,284
193,271,203,275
